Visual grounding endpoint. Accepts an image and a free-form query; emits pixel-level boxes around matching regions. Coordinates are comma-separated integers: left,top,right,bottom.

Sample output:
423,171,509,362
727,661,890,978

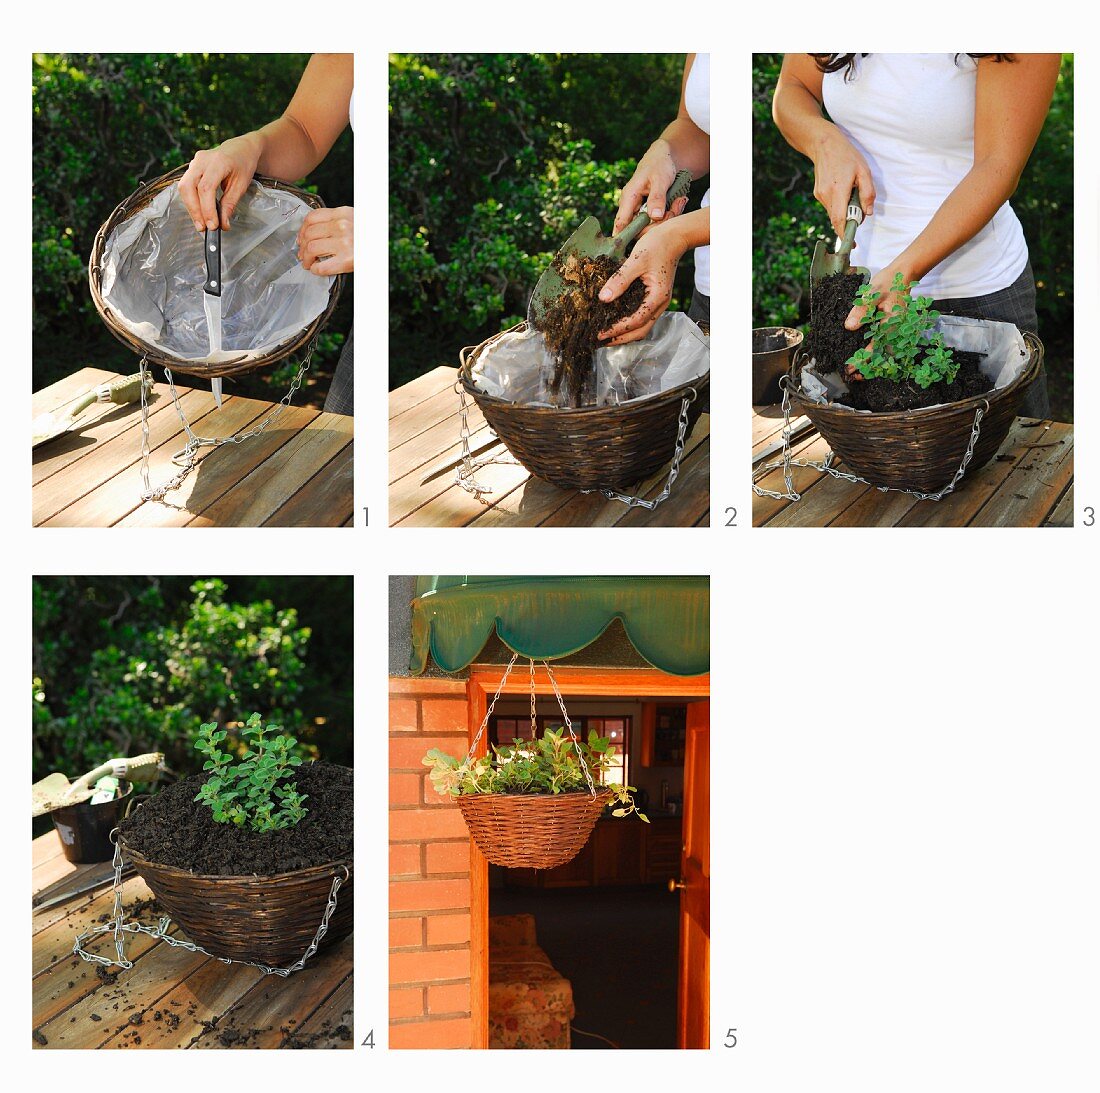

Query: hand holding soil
178,134,264,232
297,205,354,275
597,221,685,345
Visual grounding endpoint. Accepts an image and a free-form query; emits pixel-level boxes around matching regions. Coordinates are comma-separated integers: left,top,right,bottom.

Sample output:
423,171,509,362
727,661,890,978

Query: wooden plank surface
31,832,352,1050
33,371,352,527
752,408,1073,529
389,366,710,527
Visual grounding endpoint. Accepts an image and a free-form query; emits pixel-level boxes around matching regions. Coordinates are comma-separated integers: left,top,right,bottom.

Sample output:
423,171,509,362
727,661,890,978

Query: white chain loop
137,344,315,503
72,832,347,979
752,376,988,504
543,660,597,799
464,652,520,763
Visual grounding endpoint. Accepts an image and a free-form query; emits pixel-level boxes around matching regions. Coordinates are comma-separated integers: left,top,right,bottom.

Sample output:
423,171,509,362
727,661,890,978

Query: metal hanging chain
72,834,347,979
454,383,696,512
543,660,597,799
137,342,315,503
582,389,697,510
464,651,520,764
529,658,538,737
752,376,989,504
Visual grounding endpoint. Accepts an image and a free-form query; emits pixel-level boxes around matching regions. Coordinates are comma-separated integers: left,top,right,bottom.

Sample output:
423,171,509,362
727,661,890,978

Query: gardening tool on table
32,753,164,817
31,373,151,449
528,170,693,326
809,186,870,302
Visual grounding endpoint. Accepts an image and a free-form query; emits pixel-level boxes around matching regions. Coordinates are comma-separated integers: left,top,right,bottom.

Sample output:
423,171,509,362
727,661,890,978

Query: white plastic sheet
801,315,1030,412
471,312,709,408
99,181,334,363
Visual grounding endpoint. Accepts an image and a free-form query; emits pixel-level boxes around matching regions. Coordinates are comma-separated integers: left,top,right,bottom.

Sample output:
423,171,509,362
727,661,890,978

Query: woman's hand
297,206,354,276
597,219,689,345
811,126,876,235
178,134,264,232
841,262,913,380
613,139,690,234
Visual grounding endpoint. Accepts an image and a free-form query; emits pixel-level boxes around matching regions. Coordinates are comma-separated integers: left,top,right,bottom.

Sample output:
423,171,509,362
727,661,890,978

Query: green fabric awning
410,576,709,676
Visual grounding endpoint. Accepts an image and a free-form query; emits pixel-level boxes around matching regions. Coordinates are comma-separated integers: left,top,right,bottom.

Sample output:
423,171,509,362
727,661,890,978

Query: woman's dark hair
813,54,1015,79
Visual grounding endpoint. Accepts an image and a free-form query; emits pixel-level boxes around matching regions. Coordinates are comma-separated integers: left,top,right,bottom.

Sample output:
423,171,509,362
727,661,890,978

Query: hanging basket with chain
88,165,344,502
424,655,642,870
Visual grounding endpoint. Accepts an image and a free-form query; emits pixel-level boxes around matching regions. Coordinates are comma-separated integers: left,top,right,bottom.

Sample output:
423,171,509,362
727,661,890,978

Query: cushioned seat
489,913,574,1049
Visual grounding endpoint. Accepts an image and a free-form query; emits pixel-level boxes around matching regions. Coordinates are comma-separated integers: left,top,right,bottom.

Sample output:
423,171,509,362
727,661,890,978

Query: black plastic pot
753,326,804,404
51,783,133,864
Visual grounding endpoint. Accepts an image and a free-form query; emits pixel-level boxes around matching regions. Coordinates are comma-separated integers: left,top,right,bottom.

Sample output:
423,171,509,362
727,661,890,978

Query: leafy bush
33,53,352,403
388,53,691,388
848,273,959,388
32,578,325,781
194,713,307,831
423,727,647,820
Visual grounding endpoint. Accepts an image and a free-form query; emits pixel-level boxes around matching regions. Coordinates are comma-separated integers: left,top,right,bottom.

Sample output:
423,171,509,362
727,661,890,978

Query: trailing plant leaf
847,273,960,389
194,712,307,832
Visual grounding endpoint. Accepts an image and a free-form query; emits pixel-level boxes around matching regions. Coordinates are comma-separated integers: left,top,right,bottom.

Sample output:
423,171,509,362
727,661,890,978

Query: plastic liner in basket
99,181,334,364
470,312,709,408
800,315,1029,411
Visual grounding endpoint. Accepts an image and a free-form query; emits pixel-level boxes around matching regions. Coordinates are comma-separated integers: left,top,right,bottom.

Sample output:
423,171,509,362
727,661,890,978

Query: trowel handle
835,187,864,260
95,373,152,408
615,170,694,251
65,753,165,798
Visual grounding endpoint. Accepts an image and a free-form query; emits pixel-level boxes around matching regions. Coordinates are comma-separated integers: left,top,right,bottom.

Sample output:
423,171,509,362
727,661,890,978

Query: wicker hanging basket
89,165,343,379
118,839,353,966
459,321,708,491
457,788,614,869
787,332,1043,492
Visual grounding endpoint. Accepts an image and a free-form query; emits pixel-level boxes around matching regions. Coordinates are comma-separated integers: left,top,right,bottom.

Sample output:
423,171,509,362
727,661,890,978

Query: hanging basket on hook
89,164,343,379
423,654,638,871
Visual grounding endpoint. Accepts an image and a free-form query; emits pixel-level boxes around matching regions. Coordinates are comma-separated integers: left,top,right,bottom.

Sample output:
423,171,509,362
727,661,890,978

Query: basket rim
788,331,1043,421
459,320,710,414
88,163,343,375
456,786,615,801
118,838,352,885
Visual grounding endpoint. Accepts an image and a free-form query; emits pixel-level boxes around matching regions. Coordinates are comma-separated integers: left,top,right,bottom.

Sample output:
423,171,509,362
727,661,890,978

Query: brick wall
389,677,476,1049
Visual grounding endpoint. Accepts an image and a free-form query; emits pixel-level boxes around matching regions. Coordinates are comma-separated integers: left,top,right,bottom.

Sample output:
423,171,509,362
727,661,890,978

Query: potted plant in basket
788,271,1042,493
423,726,647,870
76,713,353,975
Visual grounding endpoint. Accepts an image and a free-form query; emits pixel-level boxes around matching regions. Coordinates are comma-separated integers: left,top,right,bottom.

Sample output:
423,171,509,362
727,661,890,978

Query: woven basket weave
456,788,613,869
459,322,708,491
119,839,353,967
788,332,1043,492
89,165,343,379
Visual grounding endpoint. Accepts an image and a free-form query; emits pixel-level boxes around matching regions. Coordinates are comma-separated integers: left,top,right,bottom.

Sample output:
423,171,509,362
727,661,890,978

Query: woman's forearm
771,77,838,161
662,206,710,250
247,115,327,182
657,118,710,178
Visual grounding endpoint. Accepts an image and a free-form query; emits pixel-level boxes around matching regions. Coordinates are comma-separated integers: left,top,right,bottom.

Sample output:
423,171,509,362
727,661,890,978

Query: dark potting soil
805,270,867,374
532,251,646,407
118,761,352,876
844,351,992,412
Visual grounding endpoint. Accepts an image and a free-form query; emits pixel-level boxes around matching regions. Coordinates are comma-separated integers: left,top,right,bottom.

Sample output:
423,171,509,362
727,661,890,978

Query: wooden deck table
31,830,353,1050
389,366,709,527
752,404,1074,528
33,368,353,527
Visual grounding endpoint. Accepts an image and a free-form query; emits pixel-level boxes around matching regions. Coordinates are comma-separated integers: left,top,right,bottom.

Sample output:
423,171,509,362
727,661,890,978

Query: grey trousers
932,262,1049,419
324,328,354,416
687,291,710,326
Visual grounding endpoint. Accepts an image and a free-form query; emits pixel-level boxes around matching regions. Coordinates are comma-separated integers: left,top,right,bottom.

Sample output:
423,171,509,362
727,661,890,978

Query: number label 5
724,1027,738,1048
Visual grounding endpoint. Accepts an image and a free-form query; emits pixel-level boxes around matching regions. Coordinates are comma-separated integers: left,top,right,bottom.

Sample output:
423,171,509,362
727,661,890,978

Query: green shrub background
33,54,353,404
32,576,353,787
389,53,697,389
752,53,1074,422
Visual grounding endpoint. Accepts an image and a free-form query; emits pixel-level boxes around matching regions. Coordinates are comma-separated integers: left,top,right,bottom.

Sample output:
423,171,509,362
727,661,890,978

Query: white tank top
684,53,710,297
822,53,1028,299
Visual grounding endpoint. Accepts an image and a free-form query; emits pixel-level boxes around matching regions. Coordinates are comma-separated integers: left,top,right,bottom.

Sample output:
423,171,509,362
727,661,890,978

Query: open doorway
466,667,710,1050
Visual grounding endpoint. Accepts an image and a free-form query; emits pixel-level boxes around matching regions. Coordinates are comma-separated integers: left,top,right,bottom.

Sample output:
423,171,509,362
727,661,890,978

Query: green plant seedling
194,712,308,832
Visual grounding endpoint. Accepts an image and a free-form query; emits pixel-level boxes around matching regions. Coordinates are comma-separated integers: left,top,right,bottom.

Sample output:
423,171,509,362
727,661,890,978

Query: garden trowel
528,170,693,326
810,186,870,303
32,753,164,817
32,373,152,449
